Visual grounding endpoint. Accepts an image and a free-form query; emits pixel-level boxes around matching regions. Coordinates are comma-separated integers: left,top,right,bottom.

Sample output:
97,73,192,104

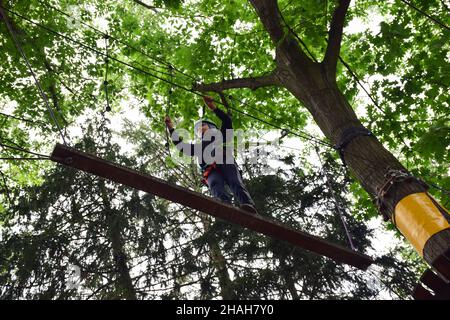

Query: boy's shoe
239,203,258,215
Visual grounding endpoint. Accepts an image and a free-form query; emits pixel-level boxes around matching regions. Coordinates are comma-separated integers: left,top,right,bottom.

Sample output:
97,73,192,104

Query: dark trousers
206,164,255,206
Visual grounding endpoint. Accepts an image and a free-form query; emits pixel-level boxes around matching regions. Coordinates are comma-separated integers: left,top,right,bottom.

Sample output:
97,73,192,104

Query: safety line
400,0,449,31
0,5,68,145
0,142,50,158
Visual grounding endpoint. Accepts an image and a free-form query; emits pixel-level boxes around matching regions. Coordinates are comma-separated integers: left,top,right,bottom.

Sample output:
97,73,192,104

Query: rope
104,33,111,112
338,56,386,115
315,145,356,250
400,0,450,31
279,9,318,63
0,111,46,126
427,182,450,197
376,169,428,222
0,5,68,146
218,92,232,116
0,157,50,161
335,126,374,167
0,142,50,158
164,65,174,155
0,169,12,204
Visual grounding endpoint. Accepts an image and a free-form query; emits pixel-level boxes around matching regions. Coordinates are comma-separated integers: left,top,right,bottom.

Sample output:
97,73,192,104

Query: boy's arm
203,96,232,129
213,108,232,129
165,116,195,156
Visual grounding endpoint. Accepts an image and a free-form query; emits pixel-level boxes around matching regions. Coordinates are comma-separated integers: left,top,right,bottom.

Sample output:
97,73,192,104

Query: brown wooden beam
50,143,374,270
412,283,434,300
431,249,450,282
420,269,450,298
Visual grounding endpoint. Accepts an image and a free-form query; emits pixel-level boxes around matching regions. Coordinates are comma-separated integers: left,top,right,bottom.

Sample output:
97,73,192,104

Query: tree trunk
100,184,137,300
247,0,450,276
279,259,299,299
200,214,236,300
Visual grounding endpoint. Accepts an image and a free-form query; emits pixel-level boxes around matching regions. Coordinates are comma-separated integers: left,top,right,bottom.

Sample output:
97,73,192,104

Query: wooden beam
432,250,450,281
420,269,450,299
50,143,374,270
412,283,434,300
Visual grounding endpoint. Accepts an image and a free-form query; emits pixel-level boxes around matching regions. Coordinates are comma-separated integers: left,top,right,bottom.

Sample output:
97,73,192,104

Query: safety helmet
194,118,218,137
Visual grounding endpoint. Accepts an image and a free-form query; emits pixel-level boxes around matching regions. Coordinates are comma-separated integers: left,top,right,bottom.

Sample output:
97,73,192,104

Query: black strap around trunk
334,126,373,166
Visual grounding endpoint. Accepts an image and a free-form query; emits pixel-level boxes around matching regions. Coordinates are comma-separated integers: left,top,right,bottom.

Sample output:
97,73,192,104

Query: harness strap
334,126,373,166
201,162,218,185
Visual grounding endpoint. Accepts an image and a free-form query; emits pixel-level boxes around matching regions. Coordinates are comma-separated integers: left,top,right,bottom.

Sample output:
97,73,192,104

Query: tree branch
192,71,280,92
324,0,351,74
132,0,158,12
249,0,313,66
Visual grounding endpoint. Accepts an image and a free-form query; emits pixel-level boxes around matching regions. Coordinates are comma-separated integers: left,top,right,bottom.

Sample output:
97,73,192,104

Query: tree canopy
0,0,448,299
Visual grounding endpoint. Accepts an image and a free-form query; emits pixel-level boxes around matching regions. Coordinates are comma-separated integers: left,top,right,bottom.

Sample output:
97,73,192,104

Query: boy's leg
206,169,232,203
221,164,255,206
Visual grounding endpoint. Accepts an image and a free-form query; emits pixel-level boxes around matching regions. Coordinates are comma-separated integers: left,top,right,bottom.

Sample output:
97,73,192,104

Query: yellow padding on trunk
394,192,450,256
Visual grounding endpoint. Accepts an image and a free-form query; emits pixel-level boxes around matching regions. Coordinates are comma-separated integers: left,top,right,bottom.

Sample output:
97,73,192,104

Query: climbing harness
201,162,218,185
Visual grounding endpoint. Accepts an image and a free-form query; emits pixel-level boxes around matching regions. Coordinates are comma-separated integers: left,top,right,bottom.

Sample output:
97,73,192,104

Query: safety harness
201,162,218,185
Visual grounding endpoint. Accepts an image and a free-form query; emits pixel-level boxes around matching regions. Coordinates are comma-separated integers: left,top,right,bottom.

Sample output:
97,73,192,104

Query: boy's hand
203,96,216,111
164,115,174,130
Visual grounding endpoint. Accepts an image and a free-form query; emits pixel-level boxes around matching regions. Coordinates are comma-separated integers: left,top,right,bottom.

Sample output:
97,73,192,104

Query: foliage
0,0,448,299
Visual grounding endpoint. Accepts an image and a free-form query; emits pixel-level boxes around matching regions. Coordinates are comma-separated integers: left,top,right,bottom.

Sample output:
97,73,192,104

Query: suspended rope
279,9,318,63
400,0,450,31
167,65,174,115
164,65,174,155
0,142,50,158
0,169,12,205
428,183,450,197
337,56,422,163
314,145,356,250
229,34,236,80
0,157,50,161
0,111,46,126
104,33,111,112
201,100,205,118
338,56,386,115
0,5,68,146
